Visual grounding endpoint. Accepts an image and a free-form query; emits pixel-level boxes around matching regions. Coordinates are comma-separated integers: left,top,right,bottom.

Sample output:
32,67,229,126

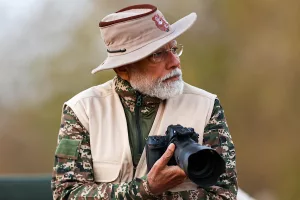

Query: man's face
128,40,184,99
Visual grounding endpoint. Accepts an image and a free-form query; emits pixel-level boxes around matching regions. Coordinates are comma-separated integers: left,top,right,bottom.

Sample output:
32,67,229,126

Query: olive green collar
114,76,161,113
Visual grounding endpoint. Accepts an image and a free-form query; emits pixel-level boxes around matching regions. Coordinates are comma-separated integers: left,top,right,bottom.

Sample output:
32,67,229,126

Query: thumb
156,143,175,168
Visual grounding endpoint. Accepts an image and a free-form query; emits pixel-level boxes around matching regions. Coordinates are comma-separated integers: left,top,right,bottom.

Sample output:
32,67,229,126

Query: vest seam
205,96,217,125
180,92,216,101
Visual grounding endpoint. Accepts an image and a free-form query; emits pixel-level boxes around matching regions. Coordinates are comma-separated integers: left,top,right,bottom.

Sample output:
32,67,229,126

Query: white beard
129,68,184,100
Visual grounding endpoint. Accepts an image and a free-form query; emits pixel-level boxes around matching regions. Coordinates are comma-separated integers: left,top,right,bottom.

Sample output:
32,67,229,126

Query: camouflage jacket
51,77,238,199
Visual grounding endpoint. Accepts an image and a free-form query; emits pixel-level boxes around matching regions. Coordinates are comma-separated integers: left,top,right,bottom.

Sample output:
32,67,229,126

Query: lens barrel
173,137,226,187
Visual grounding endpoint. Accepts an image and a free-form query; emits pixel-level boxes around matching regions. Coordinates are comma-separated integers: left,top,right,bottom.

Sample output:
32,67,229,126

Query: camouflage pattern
51,105,153,199
52,77,238,199
115,76,161,114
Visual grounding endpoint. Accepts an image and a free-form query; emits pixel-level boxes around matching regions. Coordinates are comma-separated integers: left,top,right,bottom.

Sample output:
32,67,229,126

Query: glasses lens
152,50,165,63
151,44,183,63
174,44,183,57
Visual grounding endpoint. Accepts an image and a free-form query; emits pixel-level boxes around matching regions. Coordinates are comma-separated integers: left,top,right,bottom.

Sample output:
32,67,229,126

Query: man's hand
147,143,187,195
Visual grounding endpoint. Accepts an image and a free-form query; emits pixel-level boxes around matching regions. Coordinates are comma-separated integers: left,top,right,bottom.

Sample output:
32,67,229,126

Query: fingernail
168,143,175,149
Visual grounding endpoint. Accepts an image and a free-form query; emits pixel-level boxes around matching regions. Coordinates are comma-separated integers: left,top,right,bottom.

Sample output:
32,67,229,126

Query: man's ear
113,65,130,81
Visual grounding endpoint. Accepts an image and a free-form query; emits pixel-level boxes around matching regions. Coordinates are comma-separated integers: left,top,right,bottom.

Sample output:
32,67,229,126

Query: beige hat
92,4,197,74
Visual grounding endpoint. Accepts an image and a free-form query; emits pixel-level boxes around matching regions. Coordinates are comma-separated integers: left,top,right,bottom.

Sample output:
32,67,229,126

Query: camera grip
145,136,167,172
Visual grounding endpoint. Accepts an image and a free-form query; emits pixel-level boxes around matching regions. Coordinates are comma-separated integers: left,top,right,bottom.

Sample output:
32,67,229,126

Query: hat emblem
152,14,170,32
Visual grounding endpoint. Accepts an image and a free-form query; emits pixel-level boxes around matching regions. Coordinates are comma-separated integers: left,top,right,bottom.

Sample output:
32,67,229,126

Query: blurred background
0,0,299,199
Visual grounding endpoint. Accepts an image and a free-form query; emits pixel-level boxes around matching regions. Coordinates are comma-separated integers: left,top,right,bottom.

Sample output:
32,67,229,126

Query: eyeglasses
148,44,183,63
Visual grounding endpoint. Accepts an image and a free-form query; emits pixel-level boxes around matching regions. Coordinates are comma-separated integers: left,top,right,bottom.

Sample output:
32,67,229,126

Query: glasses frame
149,44,183,63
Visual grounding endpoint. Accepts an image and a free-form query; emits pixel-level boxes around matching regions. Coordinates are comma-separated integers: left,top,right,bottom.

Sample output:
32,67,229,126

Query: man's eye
171,47,178,53
154,51,163,57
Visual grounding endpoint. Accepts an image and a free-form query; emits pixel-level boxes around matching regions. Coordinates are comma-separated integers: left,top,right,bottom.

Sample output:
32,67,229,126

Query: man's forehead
171,40,177,45
168,40,177,46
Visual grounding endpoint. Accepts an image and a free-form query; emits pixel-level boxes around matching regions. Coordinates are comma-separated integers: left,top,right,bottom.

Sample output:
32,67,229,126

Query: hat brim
92,12,197,74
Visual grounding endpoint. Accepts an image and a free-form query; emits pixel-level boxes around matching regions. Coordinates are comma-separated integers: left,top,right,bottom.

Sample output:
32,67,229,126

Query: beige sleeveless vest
65,79,216,192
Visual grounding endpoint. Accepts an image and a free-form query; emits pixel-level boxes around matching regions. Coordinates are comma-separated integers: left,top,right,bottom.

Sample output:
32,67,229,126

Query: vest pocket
93,162,121,183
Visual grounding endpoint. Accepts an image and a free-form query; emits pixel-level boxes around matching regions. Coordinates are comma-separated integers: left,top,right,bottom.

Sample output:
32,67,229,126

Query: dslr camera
145,124,225,187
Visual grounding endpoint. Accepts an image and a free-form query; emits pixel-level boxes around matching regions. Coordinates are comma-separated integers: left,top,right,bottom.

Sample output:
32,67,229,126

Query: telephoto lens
166,124,226,187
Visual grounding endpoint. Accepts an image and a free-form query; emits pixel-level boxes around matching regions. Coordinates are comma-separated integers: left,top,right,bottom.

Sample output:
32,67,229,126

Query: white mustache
160,68,182,81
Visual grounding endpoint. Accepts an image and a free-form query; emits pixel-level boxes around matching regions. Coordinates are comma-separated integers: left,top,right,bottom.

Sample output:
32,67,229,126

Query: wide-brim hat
92,4,197,74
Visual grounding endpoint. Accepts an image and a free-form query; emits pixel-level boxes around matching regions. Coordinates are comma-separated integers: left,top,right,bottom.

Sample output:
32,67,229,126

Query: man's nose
165,51,181,70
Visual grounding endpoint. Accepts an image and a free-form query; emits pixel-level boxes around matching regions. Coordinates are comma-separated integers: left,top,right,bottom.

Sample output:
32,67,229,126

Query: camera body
146,124,198,169
146,124,226,187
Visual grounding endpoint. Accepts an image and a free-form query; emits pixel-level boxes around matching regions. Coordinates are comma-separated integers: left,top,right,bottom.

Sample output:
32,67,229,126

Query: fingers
147,166,187,195
155,143,175,168
168,165,187,179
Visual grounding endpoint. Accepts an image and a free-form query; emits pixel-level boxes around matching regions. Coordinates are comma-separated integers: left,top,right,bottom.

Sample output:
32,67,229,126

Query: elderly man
52,4,237,200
